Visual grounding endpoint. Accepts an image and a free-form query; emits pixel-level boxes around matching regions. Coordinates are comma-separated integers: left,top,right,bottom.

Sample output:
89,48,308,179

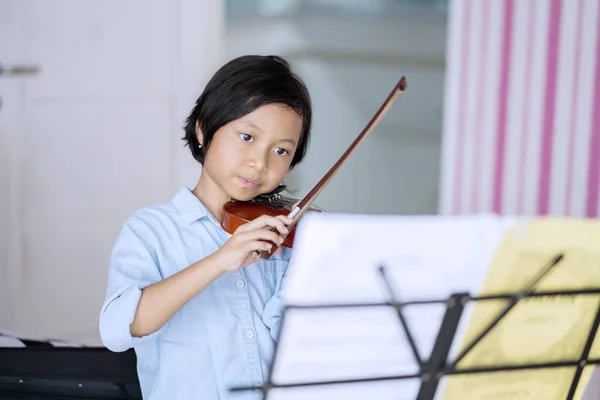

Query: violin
221,76,407,259
222,190,326,248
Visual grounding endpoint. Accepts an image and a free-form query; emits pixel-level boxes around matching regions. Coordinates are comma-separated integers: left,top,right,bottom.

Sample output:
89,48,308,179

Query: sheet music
269,213,517,399
270,307,421,400
440,218,600,400
267,213,600,400
283,214,516,306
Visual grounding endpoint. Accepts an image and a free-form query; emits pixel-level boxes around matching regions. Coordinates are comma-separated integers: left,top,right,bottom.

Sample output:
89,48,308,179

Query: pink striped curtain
439,0,600,218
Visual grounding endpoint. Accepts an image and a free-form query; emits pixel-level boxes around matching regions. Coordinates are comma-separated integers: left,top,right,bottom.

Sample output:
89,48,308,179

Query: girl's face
197,103,303,205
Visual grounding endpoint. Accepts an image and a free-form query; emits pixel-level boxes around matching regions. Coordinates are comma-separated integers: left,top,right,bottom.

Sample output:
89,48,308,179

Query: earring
198,143,203,148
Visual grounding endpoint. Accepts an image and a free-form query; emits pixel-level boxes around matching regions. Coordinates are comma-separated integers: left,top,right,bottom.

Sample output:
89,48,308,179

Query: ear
195,120,204,146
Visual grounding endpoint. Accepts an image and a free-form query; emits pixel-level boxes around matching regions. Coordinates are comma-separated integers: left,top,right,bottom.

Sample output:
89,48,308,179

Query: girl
99,55,312,400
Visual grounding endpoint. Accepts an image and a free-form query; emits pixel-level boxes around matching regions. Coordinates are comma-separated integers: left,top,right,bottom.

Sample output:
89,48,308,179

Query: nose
248,147,268,172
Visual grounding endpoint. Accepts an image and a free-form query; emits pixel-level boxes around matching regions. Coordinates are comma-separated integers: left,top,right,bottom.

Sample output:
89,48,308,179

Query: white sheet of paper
269,213,518,399
0,328,83,347
0,335,26,348
283,213,518,306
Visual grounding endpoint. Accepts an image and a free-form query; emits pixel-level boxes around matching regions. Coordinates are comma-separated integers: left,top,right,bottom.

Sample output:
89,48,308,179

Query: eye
274,147,289,156
239,133,253,142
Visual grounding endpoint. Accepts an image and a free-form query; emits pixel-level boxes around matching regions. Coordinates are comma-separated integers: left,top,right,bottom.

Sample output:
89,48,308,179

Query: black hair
182,55,312,170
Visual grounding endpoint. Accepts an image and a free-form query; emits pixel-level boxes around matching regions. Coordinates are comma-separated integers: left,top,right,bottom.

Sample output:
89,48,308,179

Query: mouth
238,176,261,189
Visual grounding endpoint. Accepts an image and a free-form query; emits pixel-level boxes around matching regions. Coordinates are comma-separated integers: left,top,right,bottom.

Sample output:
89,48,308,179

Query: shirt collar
171,187,213,225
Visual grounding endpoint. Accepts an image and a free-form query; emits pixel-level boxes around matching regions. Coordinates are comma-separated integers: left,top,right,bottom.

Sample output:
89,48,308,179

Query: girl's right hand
214,214,292,273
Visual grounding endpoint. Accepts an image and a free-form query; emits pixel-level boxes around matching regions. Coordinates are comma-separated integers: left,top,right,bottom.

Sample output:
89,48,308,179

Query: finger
247,240,273,255
263,214,293,228
241,228,284,246
243,215,290,235
275,214,294,225
243,249,263,266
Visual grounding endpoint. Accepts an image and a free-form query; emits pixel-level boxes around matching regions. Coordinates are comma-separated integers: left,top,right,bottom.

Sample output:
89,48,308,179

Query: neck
192,172,230,223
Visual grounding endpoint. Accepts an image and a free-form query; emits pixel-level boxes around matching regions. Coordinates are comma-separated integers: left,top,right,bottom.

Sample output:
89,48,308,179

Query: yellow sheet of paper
441,217,600,400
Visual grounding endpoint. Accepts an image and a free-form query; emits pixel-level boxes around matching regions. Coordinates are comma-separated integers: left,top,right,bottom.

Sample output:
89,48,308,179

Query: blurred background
1,0,598,347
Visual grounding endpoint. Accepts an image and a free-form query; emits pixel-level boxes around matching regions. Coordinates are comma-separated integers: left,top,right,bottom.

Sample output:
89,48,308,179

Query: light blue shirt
99,187,290,400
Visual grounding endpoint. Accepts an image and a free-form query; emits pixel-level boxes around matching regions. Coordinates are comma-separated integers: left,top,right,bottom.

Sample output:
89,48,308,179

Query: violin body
222,193,323,248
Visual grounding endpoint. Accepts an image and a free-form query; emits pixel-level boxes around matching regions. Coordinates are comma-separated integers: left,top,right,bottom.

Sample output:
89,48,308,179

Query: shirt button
246,330,255,340
236,279,245,288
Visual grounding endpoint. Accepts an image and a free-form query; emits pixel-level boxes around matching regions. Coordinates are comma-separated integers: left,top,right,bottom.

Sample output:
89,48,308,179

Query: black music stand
231,253,600,400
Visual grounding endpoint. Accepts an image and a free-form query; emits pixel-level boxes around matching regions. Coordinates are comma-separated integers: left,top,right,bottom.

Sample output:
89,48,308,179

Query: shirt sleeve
262,260,290,342
99,220,166,352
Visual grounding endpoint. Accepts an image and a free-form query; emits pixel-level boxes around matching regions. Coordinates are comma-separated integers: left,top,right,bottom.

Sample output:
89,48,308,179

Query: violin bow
261,76,407,259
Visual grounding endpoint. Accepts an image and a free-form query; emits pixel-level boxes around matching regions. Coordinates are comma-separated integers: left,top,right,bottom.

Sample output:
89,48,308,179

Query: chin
233,194,256,202
229,189,261,202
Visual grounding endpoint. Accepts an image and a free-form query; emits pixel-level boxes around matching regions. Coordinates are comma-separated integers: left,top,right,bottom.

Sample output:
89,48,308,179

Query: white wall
0,0,223,345
225,6,447,215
